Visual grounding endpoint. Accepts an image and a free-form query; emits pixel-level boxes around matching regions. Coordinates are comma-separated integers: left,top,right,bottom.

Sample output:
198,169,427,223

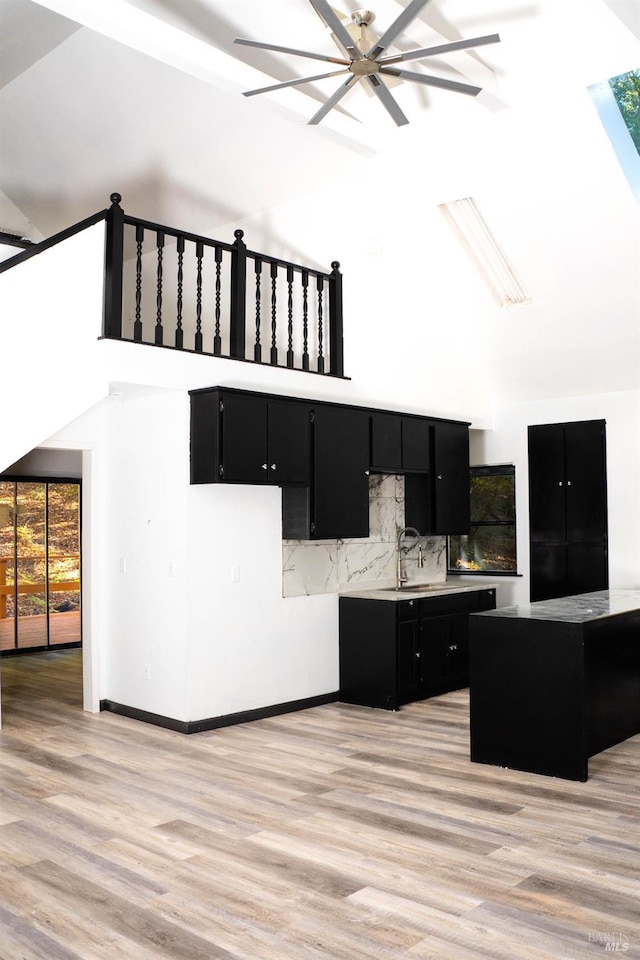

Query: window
588,68,640,203
448,465,517,574
609,70,640,154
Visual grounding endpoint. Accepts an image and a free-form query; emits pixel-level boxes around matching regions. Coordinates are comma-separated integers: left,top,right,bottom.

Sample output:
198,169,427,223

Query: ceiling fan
234,0,500,126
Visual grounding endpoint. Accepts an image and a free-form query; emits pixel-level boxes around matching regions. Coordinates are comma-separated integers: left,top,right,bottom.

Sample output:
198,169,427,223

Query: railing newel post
103,192,124,339
329,260,344,377
230,229,247,359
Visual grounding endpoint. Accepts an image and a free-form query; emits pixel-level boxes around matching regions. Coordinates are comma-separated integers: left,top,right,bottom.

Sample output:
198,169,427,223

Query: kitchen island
469,590,640,781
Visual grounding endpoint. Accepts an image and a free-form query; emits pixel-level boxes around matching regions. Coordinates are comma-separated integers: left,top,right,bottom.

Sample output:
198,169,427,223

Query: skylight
589,68,640,203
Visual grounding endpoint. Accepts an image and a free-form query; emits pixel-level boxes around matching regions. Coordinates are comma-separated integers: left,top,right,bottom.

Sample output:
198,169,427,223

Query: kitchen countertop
340,582,499,602
475,589,640,623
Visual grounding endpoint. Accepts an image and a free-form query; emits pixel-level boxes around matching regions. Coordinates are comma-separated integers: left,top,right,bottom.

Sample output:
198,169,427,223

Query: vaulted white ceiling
1,0,637,237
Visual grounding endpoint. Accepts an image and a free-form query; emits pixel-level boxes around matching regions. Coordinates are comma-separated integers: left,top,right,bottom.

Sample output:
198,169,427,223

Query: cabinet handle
437,474,443,481
449,644,457,651
261,464,268,470
270,463,277,470
558,481,563,486
415,651,421,658
567,479,572,486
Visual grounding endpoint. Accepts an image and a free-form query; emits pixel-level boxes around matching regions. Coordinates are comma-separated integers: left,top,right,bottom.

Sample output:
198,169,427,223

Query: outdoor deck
0,610,80,652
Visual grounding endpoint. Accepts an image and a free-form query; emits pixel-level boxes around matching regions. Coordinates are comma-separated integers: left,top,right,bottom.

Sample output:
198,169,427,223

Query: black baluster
317,274,324,374
301,269,309,372
133,223,143,342
286,265,294,368
270,261,278,365
103,193,123,340
329,260,344,377
229,229,246,359
175,235,184,349
213,246,222,355
254,257,262,362
195,240,203,353
155,230,164,345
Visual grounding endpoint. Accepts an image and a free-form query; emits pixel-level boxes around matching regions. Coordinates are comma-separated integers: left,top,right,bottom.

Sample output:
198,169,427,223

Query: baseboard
99,691,339,734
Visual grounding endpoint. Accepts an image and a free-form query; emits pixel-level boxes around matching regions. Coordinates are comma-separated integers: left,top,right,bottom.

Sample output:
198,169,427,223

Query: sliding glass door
0,480,81,653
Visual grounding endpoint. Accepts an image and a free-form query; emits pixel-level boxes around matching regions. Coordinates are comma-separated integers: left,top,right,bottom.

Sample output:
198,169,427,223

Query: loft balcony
1,193,346,379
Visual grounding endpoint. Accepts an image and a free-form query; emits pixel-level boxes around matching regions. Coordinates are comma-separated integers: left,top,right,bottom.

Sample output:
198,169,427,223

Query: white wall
47,383,338,724
0,221,110,473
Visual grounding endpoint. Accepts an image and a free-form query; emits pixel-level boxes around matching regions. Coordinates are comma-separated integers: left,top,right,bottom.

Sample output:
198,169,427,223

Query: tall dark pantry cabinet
528,420,608,602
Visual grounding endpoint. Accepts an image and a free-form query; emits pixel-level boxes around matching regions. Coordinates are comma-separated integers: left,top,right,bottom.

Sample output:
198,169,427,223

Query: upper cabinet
190,388,309,485
432,422,471,535
190,386,470,541
312,405,370,539
404,421,470,536
370,414,430,473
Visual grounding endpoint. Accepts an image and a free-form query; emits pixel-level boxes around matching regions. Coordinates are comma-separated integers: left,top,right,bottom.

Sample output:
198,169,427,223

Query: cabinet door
567,542,608,596
447,613,470,684
402,419,430,472
420,615,450,688
220,393,268,483
397,618,422,703
432,422,470,534
313,406,370,539
528,424,566,543
190,390,219,483
564,421,607,542
530,544,567,601
370,413,402,471
268,401,309,484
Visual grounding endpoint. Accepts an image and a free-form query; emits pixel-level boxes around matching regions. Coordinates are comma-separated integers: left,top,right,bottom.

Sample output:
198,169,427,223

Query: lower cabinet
339,589,496,710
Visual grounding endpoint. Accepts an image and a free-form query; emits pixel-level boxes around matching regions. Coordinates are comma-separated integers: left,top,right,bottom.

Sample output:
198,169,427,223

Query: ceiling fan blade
234,38,348,65
308,0,363,59
243,69,350,97
308,74,359,125
381,67,481,96
367,0,433,59
366,75,409,125
381,34,501,65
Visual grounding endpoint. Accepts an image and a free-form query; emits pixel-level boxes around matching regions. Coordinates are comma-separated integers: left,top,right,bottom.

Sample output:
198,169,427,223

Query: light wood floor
0,650,639,960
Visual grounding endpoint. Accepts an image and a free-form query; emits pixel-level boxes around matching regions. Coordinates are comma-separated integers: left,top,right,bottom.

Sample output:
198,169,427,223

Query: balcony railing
0,194,345,378
105,194,345,377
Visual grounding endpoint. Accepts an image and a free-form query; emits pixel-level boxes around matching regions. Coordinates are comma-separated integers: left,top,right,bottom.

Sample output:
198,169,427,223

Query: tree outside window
448,465,517,574
609,69,640,155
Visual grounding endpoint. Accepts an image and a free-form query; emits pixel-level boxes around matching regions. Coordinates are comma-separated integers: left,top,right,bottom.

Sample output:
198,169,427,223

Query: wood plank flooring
0,649,639,959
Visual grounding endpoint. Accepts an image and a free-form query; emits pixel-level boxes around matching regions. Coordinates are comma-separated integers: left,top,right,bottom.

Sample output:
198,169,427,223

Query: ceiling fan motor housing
351,10,376,27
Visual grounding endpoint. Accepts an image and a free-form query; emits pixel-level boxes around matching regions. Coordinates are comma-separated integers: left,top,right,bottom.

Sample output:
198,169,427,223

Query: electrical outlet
143,663,151,680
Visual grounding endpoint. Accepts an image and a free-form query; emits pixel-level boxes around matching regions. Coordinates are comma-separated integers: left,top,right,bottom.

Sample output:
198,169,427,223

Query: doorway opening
0,478,81,655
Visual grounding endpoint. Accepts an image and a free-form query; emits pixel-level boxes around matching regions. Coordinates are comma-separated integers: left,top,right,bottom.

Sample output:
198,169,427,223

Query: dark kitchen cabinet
432,422,470,534
339,588,496,710
283,404,370,540
191,386,471,541
404,421,470,536
190,388,309,485
529,420,608,601
370,413,430,473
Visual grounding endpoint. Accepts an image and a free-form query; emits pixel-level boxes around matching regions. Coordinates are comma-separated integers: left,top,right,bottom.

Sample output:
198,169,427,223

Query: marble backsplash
282,474,447,597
